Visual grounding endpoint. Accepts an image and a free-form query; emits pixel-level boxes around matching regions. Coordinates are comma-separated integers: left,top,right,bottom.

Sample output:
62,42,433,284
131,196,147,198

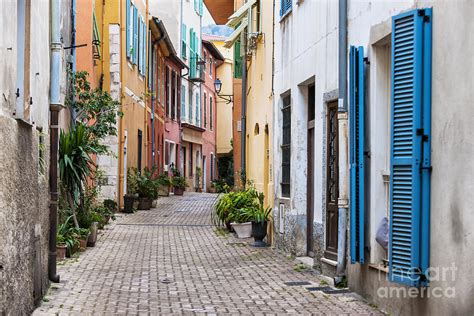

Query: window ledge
279,8,292,23
368,263,389,274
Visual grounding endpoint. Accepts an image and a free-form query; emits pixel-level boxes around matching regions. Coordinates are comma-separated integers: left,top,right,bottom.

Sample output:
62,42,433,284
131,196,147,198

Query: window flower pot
231,222,252,238
123,195,135,213
79,238,88,251
56,245,66,261
251,221,268,247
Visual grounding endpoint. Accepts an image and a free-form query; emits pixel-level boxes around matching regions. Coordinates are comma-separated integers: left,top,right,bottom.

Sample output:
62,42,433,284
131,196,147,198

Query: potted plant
137,169,155,210
171,168,187,196
243,191,272,247
56,234,67,261
124,167,138,213
229,208,253,238
213,192,234,231
76,228,90,251
87,222,98,247
157,172,171,196
195,167,202,192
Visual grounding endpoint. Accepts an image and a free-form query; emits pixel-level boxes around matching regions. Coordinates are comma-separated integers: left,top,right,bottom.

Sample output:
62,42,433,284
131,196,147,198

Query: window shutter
142,17,146,75
389,8,432,287
126,0,131,58
182,24,187,59
181,86,186,120
199,0,203,16
138,17,142,72
349,45,365,264
133,6,138,64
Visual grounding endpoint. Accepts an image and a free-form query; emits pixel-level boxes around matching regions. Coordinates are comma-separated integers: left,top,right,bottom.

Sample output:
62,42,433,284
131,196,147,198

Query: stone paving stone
33,192,383,315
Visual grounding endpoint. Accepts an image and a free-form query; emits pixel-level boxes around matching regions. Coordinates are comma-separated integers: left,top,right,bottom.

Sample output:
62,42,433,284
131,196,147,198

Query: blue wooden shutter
142,17,146,75
133,6,138,64
138,17,142,72
349,46,365,264
181,24,187,59
389,8,432,287
126,0,131,58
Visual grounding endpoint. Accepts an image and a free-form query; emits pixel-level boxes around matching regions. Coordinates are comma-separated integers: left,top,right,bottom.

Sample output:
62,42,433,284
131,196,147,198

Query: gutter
240,30,247,181
48,0,62,283
336,0,348,278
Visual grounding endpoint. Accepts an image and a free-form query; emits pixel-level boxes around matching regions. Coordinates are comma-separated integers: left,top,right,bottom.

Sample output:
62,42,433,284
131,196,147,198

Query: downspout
240,29,247,182
70,0,77,121
48,0,62,283
336,0,348,277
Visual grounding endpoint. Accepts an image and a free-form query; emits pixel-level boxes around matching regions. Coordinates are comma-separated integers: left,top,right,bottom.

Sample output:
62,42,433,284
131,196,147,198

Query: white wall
273,0,338,257
347,0,474,314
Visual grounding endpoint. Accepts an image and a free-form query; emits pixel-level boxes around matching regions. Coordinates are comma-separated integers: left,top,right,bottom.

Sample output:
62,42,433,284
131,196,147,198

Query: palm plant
59,123,96,227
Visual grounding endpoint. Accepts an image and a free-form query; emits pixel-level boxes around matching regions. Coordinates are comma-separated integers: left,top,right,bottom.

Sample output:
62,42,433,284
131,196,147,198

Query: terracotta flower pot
158,184,170,197
56,245,66,261
79,238,88,251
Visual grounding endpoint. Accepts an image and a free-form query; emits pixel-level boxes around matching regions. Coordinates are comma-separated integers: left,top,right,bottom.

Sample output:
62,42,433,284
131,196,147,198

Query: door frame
324,100,339,261
307,84,315,256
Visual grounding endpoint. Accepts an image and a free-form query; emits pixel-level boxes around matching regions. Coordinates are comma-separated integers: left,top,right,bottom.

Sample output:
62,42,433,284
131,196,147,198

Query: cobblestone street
34,193,382,315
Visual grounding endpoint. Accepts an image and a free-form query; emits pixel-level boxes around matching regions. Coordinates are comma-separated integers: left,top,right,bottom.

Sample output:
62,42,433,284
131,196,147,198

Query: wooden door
325,101,339,260
307,85,315,256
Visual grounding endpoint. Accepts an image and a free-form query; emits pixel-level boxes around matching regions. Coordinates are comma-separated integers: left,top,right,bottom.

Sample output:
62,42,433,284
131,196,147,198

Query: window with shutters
133,6,138,64
388,9,432,287
165,67,170,118
126,0,132,60
181,85,186,120
171,71,176,120
203,92,207,128
234,40,242,79
281,95,291,198
349,46,366,264
210,97,213,131
181,24,187,59
280,0,292,18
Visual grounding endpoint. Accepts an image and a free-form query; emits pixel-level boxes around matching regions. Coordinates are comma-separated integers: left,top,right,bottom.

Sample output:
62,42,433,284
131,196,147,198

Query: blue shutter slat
349,45,365,264
389,8,431,287
126,0,131,58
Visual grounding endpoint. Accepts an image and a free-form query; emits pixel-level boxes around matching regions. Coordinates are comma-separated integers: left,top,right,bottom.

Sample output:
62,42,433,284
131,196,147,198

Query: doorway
324,101,339,261
203,155,207,192
307,84,315,256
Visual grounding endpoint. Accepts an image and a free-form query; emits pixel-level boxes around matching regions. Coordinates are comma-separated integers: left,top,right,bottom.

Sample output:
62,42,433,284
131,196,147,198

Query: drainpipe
240,30,247,182
336,0,348,277
48,0,62,283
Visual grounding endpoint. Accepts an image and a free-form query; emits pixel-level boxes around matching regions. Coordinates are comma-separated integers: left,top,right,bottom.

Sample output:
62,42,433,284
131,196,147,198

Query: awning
224,18,248,48
226,0,256,28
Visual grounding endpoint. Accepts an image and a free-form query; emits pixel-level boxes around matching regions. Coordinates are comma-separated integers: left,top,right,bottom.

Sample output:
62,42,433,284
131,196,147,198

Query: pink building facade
201,39,224,191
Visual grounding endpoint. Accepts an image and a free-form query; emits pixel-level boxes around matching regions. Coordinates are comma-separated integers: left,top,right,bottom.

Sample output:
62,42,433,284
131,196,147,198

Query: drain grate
306,286,332,292
284,281,312,286
307,287,351,294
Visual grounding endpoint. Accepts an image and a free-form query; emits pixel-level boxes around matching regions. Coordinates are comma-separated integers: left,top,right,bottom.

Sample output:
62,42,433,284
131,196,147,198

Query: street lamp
214,78,233,104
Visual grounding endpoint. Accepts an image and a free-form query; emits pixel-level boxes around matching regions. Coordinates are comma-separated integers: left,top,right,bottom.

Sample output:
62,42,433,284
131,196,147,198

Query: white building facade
274,0,474,314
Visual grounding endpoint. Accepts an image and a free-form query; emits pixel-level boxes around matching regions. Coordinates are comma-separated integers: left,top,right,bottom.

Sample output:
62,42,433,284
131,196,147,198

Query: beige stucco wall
245,0,274,207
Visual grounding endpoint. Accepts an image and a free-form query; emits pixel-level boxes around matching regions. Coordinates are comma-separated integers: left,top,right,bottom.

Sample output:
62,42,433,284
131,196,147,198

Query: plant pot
87,222,98,247
225,221,234,232
105,215,111,224
174,187,184,196
56,245,66,261
231,222,252,238
158,184,170,197
251,221,268,247
123,195,135,213
138,196,152,210
79,238,88,251
195,188,202,193
208,187,217,193
151,199,158,208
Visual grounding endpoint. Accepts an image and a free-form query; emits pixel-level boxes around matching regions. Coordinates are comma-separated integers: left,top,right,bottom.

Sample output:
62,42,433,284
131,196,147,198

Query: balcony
189,56,205,83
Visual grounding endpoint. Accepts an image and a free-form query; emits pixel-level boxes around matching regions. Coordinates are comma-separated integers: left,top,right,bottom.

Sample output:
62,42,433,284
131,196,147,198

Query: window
203,53,207,72
209,57,213,77
203,92,207,127
157,54,162,103
195,93,200,126
388,8,432,287
181,85,186,120
137,130,143,172
165,67,170,117
171,71,176,120
181,23,187,59
210,96,213,130
189,86,193,122
189,28,197,79
210,153,215,181
194,0,203,16
126,0,132,59
281,95,291,197
234,40,242,79
133,6,138,64
92,11,101,60
16,0,31,122
280,0,292,17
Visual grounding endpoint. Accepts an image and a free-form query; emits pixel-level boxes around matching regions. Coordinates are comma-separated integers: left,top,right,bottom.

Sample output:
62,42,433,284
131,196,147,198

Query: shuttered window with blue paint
389,8,432,287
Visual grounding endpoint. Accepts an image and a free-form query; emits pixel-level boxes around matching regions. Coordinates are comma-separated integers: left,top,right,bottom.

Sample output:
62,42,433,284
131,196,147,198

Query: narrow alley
34,193,381,315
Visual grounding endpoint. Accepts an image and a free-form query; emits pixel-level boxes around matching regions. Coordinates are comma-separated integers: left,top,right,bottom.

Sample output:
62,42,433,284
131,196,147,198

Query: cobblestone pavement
34,193,382,315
